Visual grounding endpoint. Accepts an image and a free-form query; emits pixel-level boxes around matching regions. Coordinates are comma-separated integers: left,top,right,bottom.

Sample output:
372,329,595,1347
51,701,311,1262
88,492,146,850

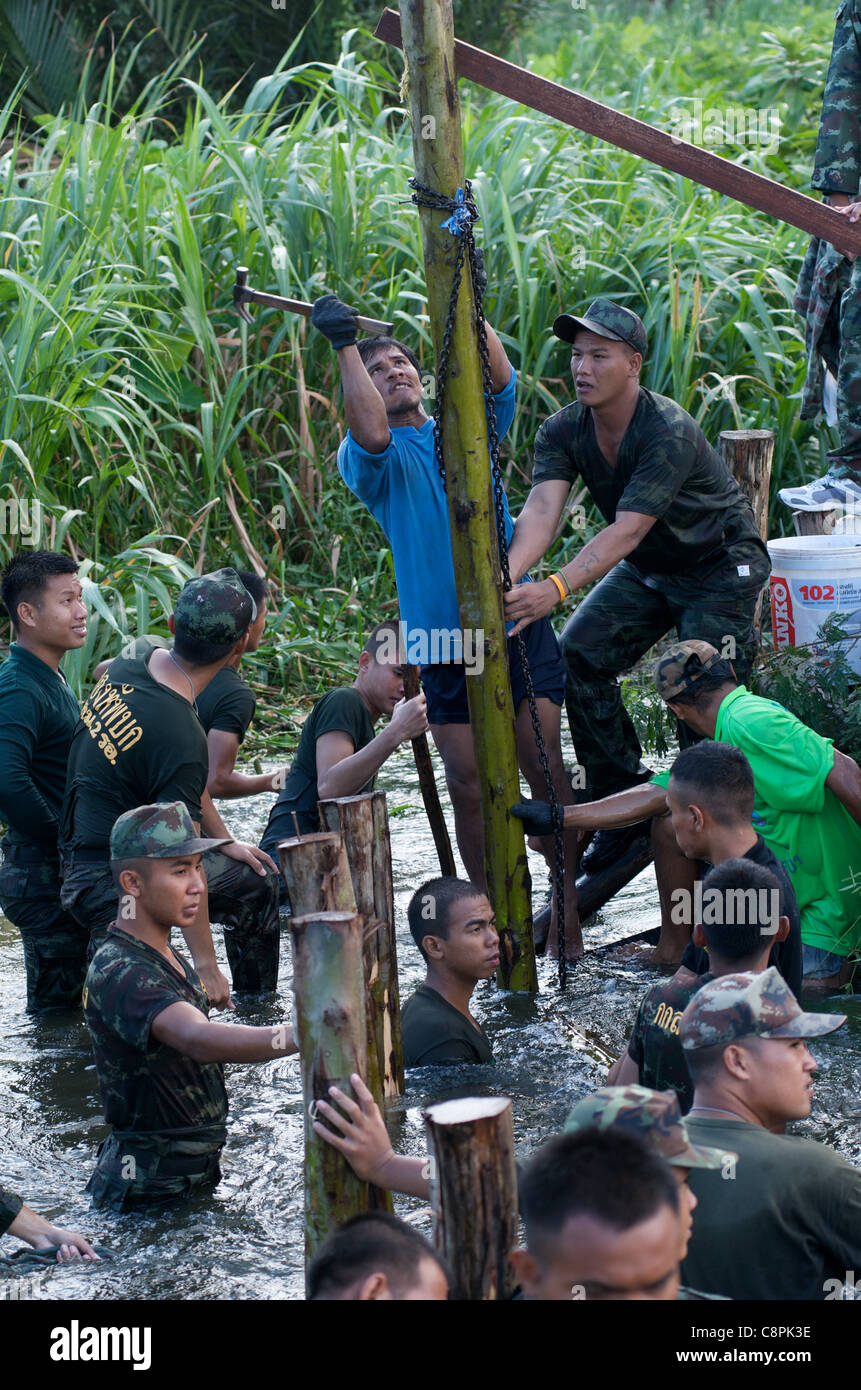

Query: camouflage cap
653,639,725,701
110,802,231,861
564,1085,732,1170
680,967,847,1051
173,567,256,648
553,298,648,357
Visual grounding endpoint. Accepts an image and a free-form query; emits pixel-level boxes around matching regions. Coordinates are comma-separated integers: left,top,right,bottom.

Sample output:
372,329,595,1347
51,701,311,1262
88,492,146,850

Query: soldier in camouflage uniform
60,568,282,1005
789,0,861,505
0,551,89,1011
84,801,298,1210
564,1084,735,1301
505,300,769,873
679,968,861,1300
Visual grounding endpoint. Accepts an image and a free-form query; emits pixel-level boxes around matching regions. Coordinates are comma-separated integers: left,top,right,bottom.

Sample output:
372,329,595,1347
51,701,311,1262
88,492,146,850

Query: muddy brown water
1,741,858,1299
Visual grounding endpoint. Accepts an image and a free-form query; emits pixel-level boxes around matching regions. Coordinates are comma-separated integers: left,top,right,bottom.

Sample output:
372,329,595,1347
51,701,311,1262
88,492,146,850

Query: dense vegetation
0,0,854,749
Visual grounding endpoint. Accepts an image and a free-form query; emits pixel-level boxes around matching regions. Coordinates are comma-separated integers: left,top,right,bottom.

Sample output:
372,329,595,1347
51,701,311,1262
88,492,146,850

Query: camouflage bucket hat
564,1084,732,1170
680,966,847,1051
110,801,231,861
174,566,256,648
553,298,648,357
654,639,724,701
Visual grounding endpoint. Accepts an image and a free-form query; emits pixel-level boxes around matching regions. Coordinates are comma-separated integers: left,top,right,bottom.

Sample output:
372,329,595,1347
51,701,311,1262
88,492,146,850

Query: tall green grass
0,4,841,696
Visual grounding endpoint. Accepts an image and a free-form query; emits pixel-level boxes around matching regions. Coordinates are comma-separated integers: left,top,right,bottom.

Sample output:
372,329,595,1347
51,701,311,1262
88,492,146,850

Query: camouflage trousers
60,849,281,992
795,237,861,475
559,544,771,802
0,849,89,1012
86,1127,224,1211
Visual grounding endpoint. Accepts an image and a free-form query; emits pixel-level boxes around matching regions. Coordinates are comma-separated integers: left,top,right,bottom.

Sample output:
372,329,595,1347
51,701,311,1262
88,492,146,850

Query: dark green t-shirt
531,387,762,574
626,971,714,1113
401,983,494,1066
0,645,79,851
60,645,208,851
260,686,375,848
195,665,256,742
83,926,228,1137
683,1116,861,1300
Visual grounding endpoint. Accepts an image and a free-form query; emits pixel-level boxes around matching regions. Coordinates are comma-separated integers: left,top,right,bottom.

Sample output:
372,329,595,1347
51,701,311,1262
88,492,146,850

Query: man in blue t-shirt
311,292,579,956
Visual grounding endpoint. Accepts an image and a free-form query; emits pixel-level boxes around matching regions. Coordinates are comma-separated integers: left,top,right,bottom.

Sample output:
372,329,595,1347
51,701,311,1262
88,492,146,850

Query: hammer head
233,266,255,323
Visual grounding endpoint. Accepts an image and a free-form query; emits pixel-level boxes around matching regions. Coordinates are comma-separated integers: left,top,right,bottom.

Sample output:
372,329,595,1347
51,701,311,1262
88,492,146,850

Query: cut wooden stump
276,832,356,916
318,792,405,1097
289,910,371,1280
423,1095,518,1301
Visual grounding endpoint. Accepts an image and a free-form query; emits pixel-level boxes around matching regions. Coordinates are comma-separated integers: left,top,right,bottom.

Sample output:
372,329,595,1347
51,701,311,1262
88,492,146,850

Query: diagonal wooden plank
375,7,861,255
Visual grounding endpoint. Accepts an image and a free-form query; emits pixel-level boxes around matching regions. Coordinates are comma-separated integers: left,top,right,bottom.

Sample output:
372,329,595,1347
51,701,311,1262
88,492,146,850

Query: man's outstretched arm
315,696,428,801
512,783,667,837
313,1074,431,1199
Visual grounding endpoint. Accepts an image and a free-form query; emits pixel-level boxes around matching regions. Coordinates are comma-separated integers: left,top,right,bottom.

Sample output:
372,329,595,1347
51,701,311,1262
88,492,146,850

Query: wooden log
718,430,773,543
318,792,405,1096
793,508,839,536
276,832,356,916
533,829,653,946
375,8,861,256
402,663,457,877
397,0,537,993
423,1095,518,1301
289,910,371,1278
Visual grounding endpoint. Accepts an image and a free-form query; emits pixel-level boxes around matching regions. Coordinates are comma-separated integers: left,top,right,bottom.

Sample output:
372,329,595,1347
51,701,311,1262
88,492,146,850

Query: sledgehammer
232,267,394,335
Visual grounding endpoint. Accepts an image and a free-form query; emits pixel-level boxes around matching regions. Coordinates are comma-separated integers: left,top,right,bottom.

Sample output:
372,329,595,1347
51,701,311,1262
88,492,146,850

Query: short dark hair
357,336,422,375
237,570,269,609
697,859,783,960
407,876,487,963
110,856,153,888
668,659,737,708
669,742,754,826
363,620,403,664
307,1212,449,1300
684,1032,767,1087
519,1130,679,1261
1,550,79,629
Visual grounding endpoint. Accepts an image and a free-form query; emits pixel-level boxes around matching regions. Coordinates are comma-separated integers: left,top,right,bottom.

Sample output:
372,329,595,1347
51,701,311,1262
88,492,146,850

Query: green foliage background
0,0,855,741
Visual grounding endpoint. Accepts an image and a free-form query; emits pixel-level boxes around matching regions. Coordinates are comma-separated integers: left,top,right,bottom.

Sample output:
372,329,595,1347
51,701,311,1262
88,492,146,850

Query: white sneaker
777,473,861,512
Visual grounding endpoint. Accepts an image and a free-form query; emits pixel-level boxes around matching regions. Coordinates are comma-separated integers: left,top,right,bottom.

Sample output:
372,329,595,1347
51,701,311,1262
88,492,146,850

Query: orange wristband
549,572,567,604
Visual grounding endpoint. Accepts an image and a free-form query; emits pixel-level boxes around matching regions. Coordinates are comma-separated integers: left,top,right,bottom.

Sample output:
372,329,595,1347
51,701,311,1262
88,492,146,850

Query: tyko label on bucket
767,536,861,677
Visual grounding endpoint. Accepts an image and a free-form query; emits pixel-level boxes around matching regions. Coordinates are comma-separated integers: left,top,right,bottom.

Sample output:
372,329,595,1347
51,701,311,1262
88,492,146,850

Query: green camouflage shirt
626,971,714,1113
83,926,227,1137
531,388,760,574
813,1,861,196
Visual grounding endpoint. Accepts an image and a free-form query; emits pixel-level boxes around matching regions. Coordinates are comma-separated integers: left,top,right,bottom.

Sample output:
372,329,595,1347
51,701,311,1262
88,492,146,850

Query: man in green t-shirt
401,877,498,1066
513,640,861,986
504,299,769,877
0,551,89,1011
259,620,428,856
679,967,860,1300
607,859,789,1112
60,568,281,1004
84,801,299,1210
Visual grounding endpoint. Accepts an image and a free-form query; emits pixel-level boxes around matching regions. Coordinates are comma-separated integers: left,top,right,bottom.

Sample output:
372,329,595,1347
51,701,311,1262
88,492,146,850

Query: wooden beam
375,8,861,255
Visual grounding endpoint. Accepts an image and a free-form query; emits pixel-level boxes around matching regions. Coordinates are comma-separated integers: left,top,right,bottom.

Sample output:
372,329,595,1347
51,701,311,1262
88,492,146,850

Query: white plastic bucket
767,535,861,676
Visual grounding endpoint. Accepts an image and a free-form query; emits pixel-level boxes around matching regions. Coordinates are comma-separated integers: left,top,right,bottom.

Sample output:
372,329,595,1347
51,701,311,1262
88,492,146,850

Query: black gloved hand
472,245,488,296
511,800,554,837
311,293,359,350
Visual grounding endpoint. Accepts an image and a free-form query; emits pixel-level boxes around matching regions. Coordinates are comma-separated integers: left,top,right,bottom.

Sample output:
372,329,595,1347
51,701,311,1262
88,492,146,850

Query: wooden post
402,663,457,877
718,429,774,542
318,792,405,1096
276,832,356,915
398,0,537,993
793,508,839,536
423,1095,518,1300
289,910,371,1278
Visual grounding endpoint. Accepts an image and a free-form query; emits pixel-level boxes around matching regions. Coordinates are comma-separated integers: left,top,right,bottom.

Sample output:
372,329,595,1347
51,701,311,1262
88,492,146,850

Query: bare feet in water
608,941,680,970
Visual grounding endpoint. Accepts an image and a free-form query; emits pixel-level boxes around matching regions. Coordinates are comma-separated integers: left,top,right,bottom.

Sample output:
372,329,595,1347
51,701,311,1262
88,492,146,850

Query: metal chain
410,177,569,988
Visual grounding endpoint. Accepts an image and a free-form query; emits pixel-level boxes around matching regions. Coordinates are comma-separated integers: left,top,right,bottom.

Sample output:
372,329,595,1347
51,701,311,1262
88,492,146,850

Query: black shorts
421,616,565,725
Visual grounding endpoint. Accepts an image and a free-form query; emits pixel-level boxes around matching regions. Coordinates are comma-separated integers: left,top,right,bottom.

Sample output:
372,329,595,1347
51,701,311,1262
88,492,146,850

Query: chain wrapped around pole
409,176,569,988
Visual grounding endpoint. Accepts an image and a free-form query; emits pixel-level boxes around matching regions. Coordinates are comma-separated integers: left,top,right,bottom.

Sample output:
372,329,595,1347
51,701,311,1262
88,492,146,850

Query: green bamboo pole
398,0,537,992
289,910,372,1279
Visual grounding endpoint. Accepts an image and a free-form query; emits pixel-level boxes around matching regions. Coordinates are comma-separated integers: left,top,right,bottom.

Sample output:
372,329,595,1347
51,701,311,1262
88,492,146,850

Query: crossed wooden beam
375,7,861,255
